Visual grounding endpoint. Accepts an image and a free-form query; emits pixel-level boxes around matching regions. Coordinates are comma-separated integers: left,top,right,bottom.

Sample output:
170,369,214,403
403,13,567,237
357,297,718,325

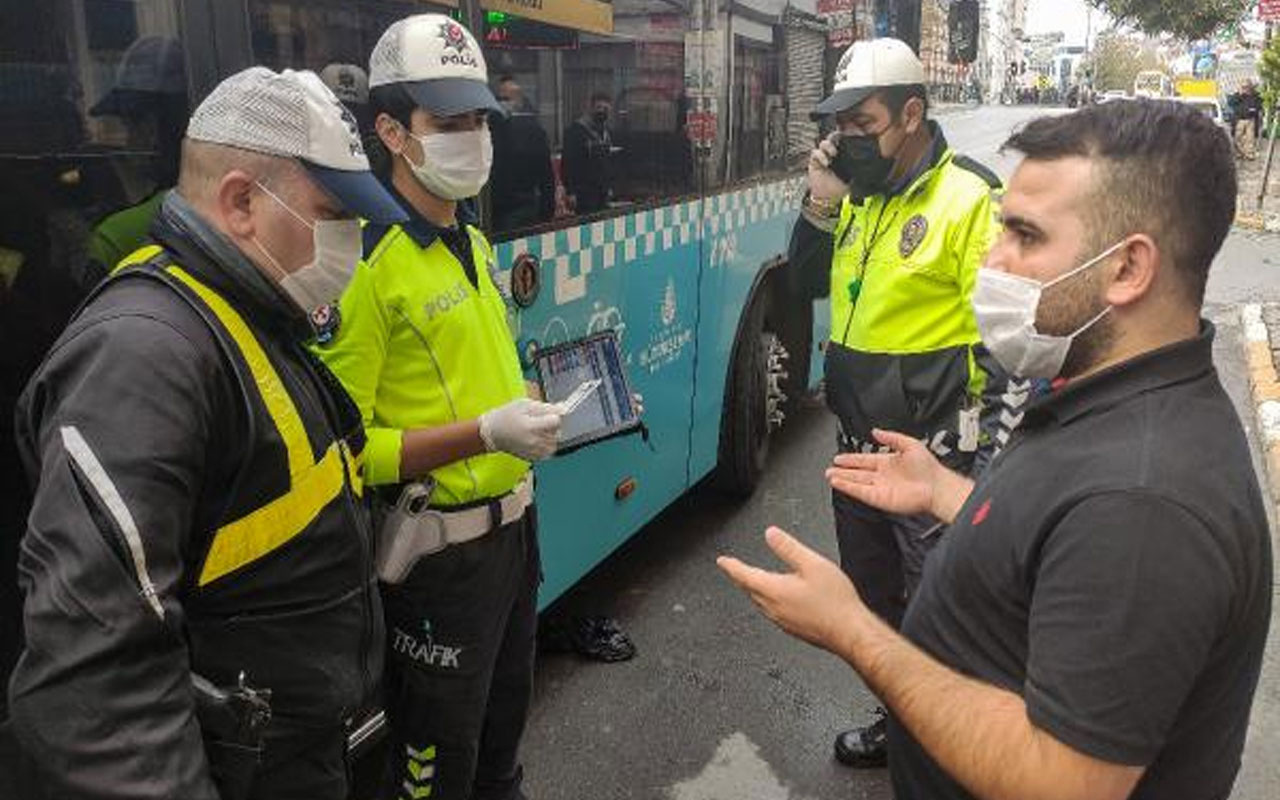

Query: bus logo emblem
661,279,678,327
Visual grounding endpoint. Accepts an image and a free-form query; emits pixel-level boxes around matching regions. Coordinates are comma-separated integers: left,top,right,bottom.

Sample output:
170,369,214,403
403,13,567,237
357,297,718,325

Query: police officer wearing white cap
8,67,404,800
315,15,554,800
788,38,1009,768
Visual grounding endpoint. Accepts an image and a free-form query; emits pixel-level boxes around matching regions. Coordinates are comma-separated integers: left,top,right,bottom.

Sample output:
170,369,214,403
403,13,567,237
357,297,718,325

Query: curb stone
1235,211,1280,233
1241,303,1280,506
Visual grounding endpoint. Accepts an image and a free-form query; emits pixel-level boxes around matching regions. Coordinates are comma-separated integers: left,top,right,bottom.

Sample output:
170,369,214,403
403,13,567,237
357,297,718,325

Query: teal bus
0,0,833,610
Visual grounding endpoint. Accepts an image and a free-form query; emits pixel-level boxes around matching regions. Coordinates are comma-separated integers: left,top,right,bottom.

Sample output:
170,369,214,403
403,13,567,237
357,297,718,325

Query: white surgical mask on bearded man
971,239,1126,379
252,181,363,314
401,127,493,200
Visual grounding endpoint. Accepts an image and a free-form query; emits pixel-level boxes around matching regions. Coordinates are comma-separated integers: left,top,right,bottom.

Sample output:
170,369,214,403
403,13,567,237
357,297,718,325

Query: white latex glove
807,131,851,203
478,398,563,461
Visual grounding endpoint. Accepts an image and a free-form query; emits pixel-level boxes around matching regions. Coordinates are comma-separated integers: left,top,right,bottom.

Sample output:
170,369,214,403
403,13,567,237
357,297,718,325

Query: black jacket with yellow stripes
9,192,383,799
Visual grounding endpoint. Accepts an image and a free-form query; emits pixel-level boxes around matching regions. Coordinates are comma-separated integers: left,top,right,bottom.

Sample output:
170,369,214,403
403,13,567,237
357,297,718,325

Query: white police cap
812,38,926,119
369,14,502,117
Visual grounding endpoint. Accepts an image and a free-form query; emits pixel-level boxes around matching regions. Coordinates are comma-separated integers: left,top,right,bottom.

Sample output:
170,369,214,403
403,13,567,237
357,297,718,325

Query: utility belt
375,474,533,584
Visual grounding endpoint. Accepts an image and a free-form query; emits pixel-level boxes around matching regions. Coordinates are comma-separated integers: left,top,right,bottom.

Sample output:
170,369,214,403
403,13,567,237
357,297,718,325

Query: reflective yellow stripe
166,265,312,481
118,253,358,586
344,441,364,498
112,243,165,275
198,443,346,586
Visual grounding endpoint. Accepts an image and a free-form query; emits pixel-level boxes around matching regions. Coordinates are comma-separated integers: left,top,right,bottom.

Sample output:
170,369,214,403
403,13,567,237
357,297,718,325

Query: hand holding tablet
534,331,643,454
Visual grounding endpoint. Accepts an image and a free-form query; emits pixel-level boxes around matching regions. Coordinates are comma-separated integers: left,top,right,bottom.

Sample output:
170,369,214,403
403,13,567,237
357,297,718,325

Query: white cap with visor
369,14,503,117
187,66,405,223
812,38,925,120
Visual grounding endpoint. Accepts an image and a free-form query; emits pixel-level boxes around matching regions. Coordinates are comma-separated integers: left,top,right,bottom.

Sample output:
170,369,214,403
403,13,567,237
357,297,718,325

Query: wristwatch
802,192,841,219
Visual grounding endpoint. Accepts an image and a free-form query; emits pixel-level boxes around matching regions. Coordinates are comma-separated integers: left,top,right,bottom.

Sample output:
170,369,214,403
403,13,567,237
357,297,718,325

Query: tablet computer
533,330,642,453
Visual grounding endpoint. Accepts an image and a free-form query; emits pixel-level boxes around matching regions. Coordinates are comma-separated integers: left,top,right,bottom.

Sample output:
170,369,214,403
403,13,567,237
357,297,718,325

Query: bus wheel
716,290,787,496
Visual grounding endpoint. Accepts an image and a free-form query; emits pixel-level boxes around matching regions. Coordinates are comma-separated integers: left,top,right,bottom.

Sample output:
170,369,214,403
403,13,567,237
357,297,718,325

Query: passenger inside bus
562,92,616,214
491,75,556,232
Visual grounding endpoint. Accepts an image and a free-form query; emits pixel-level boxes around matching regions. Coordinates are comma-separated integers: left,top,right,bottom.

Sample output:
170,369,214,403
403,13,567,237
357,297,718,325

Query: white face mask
403,127,493,200
972,239,1125,379
252,182,362,315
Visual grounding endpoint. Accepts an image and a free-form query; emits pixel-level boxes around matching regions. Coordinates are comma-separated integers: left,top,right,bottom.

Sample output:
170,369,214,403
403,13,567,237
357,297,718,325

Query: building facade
920,0,964,101
984,0,1027,102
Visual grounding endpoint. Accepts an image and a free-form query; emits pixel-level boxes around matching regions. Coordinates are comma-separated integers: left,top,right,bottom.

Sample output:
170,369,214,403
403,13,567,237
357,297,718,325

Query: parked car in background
1178,96,1229,132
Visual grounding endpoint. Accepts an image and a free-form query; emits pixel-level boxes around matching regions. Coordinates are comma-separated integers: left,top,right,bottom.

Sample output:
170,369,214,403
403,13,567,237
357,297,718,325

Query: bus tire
715,288,776,496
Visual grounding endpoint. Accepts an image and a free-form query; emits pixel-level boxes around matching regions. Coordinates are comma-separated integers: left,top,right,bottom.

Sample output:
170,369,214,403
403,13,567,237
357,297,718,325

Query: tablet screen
535,332,639,451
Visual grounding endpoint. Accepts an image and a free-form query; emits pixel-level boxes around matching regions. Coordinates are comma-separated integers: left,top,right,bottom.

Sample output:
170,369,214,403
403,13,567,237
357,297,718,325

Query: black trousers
379,508,540,800
832,490,942,631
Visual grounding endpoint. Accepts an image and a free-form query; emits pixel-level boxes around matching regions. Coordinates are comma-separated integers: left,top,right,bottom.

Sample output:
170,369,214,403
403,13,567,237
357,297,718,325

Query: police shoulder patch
953,154,1002,189
899,214,928,257
311,302,341,345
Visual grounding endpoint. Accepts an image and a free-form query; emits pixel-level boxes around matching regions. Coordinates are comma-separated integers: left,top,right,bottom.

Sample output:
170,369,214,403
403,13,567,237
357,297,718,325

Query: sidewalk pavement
1234,140,1280,232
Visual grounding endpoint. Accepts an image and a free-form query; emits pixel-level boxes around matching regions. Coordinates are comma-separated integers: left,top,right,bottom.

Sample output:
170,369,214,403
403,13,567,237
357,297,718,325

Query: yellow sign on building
1175,78,1218,98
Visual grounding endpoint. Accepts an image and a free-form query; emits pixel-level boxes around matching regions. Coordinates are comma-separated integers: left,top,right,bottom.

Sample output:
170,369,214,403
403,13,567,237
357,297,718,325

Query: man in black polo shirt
720,99,1272,800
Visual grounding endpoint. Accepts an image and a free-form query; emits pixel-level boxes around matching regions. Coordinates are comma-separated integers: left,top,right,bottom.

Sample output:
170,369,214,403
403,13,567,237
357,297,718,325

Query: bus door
482,2,705,602
686,6,813,494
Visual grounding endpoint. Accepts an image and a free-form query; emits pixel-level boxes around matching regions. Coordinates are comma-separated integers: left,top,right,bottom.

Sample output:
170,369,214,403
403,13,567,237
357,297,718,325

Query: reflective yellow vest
829,147,1001,399
115,244,366,587
317,222,528,506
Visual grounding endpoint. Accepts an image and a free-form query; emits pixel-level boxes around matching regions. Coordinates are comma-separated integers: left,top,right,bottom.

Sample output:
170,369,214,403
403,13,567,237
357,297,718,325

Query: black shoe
834,707,888,768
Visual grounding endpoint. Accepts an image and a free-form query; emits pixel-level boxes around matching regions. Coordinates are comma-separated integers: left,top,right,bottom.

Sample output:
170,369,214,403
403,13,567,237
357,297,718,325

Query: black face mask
832,132,896,196
592,109,609,125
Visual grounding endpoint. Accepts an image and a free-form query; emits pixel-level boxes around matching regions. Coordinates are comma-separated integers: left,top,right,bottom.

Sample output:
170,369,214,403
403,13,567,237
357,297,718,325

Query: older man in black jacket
7,67,404,800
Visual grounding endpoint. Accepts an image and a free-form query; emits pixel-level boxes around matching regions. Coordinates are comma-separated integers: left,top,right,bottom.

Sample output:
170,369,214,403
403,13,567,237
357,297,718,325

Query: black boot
833,707,888,768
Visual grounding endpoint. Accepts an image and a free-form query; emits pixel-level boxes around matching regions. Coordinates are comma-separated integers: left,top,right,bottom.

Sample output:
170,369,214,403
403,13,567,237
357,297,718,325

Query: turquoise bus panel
492,176,828,607
687,177,805,482
493,202,703,604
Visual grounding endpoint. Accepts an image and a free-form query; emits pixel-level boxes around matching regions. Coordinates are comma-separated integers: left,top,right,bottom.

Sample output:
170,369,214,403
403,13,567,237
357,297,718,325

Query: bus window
247,1,456,172
564,34,693,215
731,30,783,182
484,49,560,235
0,0,187,378
0,1,186,297
482,6,696,238
248,1,452,77
0,0,186,683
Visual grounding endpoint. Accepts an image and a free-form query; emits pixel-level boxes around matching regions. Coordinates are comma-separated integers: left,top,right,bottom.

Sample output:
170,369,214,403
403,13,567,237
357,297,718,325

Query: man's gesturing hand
717,527,863,652
827,429,974,524
827,429,940,514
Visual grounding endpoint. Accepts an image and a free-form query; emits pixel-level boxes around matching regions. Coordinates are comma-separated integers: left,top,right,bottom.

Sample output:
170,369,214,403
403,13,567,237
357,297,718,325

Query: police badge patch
311,302,342,345
439,21,469,54
899,214,928,257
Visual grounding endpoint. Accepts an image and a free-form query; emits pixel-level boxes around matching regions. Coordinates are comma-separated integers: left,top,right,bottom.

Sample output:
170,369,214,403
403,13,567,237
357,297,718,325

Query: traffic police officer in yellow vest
788,38,1006,768
9,67,405,800
316,15,558,800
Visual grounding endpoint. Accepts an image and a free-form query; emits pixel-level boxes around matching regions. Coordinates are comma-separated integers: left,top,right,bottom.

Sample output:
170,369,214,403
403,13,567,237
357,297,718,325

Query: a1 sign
1262,0,1280,22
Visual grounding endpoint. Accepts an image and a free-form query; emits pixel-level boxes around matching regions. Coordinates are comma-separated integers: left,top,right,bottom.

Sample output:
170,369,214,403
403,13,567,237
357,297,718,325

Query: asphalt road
520,105,1280,800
